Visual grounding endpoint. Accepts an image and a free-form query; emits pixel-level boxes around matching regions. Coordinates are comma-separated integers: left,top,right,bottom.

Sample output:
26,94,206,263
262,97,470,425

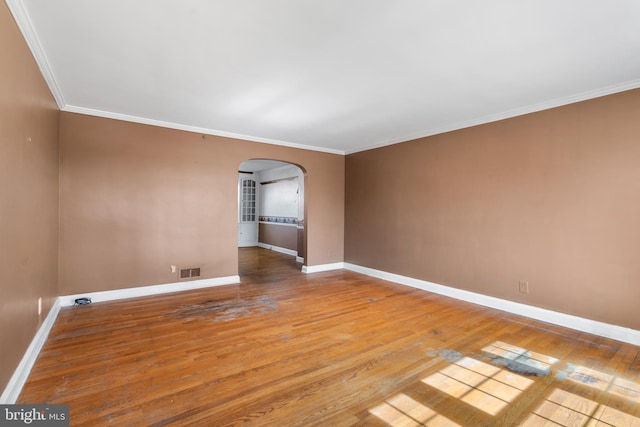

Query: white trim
59,276,240,307
344,263,640,346
296,256,304,264
302,262,345,274
7,0,639,157
345,79,640,154
1,274,240,402
67,79,640,157
5,0,66,109
257,242,297,257
62,105,345,155
1,298,62,404
238,242,258,248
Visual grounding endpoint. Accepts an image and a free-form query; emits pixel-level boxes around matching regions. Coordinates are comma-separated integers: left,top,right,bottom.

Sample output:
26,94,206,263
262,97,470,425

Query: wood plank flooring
19,248,640,426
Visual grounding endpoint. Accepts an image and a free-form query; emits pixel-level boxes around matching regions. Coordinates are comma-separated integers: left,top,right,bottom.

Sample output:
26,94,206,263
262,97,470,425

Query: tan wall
346,89,640,330
259,223,298,251
59,112,344,295
0,3,59,390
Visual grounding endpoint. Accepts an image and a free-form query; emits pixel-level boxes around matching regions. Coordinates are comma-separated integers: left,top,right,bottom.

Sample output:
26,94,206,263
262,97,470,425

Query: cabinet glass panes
241,179,256,222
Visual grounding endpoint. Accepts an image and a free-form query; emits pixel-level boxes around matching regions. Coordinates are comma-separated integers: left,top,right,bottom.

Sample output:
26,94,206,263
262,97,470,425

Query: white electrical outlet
518,280,529,294
171,265,177,274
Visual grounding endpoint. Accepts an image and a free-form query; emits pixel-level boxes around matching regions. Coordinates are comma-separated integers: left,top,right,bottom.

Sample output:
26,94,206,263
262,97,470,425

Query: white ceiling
8,1,640,155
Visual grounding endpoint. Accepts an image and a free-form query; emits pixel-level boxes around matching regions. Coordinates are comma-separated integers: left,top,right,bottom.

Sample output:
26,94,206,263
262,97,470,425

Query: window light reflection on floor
369,342,640,426
611,376,640,404
567,365,640,404
521,388,640,426
421,357,534,416
369,393,462,427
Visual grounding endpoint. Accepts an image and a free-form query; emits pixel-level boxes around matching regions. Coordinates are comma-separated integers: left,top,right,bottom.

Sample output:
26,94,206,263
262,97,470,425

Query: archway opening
237,159,306,277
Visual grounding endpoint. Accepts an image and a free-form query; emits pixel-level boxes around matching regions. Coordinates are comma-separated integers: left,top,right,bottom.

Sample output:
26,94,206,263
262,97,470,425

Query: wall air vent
180,267,201,280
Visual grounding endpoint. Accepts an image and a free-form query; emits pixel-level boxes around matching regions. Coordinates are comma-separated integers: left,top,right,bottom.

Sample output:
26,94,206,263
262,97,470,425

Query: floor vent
180,267,201,280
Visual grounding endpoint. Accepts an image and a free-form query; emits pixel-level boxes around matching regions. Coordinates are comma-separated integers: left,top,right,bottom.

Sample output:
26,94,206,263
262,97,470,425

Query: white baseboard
254,243,303,264
1,299,62,404
255,242,304,264
1,274,241,402
60,275,241,307
238,242,258,248
344,263,640,347
302,262,345,274
257,242,298,257
6,265,638,405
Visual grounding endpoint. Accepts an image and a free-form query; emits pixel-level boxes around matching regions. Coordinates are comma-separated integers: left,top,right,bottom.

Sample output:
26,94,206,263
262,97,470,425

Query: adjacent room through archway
237,159,306,277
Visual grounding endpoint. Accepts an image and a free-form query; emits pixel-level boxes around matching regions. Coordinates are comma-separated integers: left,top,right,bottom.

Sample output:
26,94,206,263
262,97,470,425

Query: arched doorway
237,159,306,274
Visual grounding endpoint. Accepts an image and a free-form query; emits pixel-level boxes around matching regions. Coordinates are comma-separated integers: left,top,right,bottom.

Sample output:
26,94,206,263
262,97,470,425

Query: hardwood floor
19,248,640,426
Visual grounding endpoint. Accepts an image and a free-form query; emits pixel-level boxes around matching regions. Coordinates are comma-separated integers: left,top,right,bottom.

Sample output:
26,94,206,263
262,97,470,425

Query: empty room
2,1,640,425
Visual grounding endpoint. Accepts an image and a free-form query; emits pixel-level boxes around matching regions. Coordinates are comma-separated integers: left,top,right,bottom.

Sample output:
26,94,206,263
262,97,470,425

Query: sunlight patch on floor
566,365,640,405
521,388,640,426
422,357,534,415
367,342,640,426
369,393,461,427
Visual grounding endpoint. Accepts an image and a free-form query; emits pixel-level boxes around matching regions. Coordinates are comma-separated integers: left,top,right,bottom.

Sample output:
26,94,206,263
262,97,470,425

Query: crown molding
7,0,344,156
8,0,640,156
345,79,640,154
6,0,66,109
62,105,345,155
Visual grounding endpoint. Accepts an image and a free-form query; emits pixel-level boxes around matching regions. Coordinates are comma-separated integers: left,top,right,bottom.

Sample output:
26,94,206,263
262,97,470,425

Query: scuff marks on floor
483,341,556,377
490,355,551,376
438,349,462,362
569,371,601,384
166,295,278,322
555,362,576,380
